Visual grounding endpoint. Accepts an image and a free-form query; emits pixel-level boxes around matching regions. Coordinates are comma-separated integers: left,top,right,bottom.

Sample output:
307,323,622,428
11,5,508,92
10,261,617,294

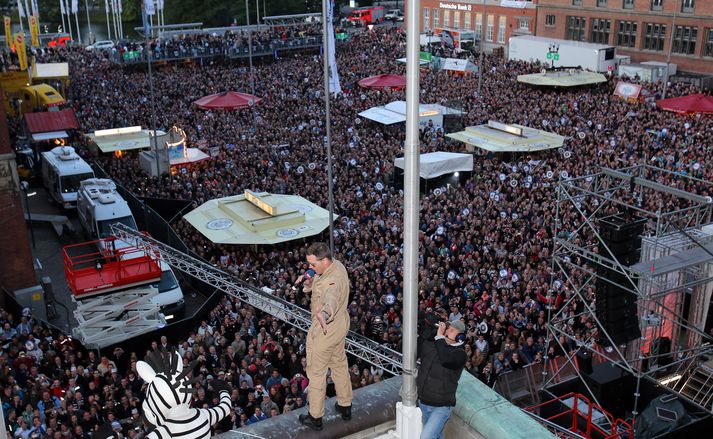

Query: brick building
536,0,713,74
417,0,538,53
0,104,36,295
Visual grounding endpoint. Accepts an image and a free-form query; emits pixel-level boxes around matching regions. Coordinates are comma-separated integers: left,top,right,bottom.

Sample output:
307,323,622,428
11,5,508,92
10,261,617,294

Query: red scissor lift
63,236,162,299
526,392,634,439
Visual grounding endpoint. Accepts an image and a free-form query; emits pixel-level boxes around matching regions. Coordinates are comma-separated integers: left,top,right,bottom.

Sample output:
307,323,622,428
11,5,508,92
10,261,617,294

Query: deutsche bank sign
439,2,473,11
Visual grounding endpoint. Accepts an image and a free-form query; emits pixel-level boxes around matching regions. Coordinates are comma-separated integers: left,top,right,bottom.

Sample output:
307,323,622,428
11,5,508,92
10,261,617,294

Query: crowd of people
4,22,712,438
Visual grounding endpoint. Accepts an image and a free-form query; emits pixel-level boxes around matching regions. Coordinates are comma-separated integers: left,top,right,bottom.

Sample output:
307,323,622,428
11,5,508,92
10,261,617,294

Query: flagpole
104,0,111,40
112,0,119,41
74,9,81,44
18,1,24,33
322,0,335,255
23,0,30,32
59,1,67,35
118,0,123,39
84,0,93,44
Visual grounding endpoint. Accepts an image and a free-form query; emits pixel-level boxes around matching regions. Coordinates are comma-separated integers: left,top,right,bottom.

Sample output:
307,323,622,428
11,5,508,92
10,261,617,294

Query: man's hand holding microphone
293,268,316,290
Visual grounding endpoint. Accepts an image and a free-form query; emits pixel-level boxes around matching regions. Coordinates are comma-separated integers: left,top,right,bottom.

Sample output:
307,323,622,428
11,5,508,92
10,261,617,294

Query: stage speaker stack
596,214,647,346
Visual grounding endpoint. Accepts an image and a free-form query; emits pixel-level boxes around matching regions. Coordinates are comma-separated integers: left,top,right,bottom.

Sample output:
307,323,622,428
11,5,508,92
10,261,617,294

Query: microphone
292,269,316,289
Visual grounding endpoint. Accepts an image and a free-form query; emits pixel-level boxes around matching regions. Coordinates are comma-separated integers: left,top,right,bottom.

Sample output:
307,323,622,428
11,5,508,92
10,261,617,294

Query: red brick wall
537,0,713,74
0,100,36,292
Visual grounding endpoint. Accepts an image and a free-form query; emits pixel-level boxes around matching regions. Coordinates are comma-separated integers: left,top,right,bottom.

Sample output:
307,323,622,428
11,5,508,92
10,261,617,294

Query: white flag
18,0,25,18
145,0,155,15
71,0,78,13
31,0,38,16
326,1,341,95
118,0,122,13
105,0,109,14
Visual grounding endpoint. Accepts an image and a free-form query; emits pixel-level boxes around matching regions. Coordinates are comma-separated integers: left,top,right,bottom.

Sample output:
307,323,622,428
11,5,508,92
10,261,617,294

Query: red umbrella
193,91,263,110
358,74,407,90
656,93,713,114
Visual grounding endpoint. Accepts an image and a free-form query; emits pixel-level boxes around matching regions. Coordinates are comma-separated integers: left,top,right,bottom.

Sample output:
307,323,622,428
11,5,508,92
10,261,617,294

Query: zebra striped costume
137,350,232,439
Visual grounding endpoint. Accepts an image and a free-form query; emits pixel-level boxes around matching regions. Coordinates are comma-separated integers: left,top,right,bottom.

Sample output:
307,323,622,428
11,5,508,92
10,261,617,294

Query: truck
618,63,667,83
348,6,385,26
41,146,95,209
508,35,616,73
76,178,186,321
19,83,67,114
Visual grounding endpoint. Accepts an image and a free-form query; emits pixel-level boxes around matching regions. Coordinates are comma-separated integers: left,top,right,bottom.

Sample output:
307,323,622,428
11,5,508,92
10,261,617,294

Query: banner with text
29,15,39,47
14,33,28,70
3,17,11,48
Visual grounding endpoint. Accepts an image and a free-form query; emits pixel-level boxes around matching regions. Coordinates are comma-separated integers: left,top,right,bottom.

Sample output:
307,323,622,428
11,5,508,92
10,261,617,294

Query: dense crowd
4,23,713,438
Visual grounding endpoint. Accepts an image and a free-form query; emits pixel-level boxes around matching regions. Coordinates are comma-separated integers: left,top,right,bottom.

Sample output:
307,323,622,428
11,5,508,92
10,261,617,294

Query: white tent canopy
394,151,473,180
441,58,477,74
359,101,463,127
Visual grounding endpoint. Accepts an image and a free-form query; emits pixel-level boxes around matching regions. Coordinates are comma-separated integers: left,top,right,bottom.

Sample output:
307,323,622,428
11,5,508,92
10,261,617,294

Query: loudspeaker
596,213,645,346
577,350,593,375
583,363,635,418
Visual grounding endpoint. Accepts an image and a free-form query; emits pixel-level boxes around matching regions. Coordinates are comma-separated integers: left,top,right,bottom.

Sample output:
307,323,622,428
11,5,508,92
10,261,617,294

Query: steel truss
111,224,404,375
543,165,713,418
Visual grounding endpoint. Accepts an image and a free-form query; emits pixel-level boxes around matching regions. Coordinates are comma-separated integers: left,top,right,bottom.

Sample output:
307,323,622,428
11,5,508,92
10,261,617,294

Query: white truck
508,35,616,73
76,178,185,322
41,146,95,209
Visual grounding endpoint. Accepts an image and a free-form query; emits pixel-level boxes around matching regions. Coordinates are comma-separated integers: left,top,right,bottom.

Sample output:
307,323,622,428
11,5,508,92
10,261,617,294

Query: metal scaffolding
111,224,403,375
543,164,713,418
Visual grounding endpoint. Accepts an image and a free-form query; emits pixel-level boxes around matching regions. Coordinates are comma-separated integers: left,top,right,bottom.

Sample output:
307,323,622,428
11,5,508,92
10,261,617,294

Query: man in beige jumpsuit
298,242,353,431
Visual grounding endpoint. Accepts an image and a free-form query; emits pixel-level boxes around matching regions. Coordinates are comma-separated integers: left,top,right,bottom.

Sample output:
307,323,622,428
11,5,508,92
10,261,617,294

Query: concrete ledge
448,372,554,439
218,376,403,439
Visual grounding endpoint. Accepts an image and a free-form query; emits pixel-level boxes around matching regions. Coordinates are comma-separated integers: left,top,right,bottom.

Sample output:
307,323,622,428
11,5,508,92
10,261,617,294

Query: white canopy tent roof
394,151,473,180
31,130,68,142
359,101,463,126
441,58,477,74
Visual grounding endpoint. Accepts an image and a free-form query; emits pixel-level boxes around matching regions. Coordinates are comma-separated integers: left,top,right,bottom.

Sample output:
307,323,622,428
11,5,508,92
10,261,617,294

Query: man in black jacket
417,316,468,439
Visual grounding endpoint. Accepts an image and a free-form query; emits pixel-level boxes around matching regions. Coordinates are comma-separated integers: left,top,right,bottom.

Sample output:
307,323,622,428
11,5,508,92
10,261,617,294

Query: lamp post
547,43,559,68
20,181,36,248
662,0,678,100
477,0,485,95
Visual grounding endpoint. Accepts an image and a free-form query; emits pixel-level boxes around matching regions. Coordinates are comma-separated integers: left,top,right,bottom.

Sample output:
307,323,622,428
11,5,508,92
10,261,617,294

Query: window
566,16,586,41
623,0,634,9
705,29,713,57
591,18,611,44
433,9,439,28
651,0,663,11
617,21,638,47
464,12,472,31
498,16,507,43
475,13,483,40
487,15,494,42
545,15,556,27
643,23,666,51
443,10,451,28
454,11,461,30
519,19,530,31
672,25,697,54
681,0,694,13
423,8,430,30
572,0,582,5
597,0,608,6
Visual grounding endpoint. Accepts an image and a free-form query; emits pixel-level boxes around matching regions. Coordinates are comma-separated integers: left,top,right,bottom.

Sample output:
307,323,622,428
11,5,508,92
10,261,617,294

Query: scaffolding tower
543,165,713,419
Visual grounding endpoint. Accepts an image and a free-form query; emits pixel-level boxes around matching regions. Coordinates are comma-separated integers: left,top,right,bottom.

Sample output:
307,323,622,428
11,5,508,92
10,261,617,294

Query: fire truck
348,6,385,26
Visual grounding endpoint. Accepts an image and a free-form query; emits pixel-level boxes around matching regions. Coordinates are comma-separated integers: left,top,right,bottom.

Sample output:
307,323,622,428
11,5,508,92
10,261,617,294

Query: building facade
418,0,538,53
536,0,713,73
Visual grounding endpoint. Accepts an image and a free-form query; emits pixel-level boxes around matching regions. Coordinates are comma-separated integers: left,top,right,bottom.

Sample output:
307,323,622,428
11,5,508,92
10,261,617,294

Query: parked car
85,40,115,51
385,10,404,22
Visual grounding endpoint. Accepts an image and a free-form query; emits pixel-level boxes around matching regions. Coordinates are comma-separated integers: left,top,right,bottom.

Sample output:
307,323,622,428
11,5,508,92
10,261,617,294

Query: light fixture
454,172,460,177
658,374,682,386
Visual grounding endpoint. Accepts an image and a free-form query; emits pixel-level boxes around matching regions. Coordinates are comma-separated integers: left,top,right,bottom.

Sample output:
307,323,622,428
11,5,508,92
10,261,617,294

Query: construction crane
111,224,404,375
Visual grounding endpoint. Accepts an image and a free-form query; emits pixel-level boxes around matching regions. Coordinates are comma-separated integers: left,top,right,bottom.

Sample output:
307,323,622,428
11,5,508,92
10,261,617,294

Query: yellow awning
183,191,336,245
517,70,607,87
447,122,566,153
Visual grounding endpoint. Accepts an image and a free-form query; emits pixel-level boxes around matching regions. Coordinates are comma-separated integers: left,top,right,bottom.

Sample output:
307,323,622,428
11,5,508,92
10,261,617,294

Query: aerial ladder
111,224,404,375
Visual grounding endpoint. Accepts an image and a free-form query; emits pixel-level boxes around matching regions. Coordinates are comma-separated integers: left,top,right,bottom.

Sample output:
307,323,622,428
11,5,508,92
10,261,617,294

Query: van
41,146,95,209
77,178,185,320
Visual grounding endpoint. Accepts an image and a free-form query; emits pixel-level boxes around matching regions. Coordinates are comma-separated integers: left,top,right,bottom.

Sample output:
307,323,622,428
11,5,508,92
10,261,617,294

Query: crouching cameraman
416,311,468,439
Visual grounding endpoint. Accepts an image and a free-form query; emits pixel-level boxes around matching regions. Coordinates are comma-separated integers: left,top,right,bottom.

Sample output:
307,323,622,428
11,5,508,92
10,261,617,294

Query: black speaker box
583,363,635,418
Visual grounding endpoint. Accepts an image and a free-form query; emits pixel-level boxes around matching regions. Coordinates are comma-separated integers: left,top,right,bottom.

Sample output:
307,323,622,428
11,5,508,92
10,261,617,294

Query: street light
20,181,36,248
547,43,560,68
